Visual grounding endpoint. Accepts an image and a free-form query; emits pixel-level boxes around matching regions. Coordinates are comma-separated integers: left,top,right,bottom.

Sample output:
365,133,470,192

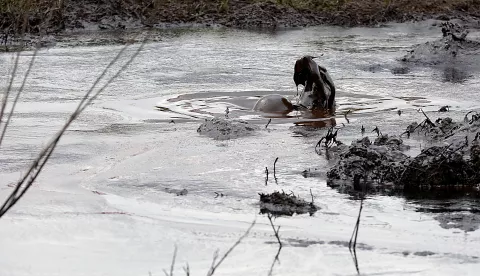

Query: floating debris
438,105,450,112
259,191,318,216
164,188,188,196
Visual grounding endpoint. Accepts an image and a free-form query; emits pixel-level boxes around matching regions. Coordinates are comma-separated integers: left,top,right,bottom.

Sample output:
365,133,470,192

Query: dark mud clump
326,112,480,195
164,187,188,196
400,114,480,192
197,117,259,140
326,136,410,194
401,22,480,66
259,191,318,216
399,145,478,191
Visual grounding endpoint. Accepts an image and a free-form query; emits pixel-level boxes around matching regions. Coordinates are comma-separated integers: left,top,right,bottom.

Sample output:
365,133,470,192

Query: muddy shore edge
1,0,480,50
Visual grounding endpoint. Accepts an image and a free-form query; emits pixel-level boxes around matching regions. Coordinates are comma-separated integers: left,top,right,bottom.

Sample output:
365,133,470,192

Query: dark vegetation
2,0,480,46
324,111,480,197
259,190,318,216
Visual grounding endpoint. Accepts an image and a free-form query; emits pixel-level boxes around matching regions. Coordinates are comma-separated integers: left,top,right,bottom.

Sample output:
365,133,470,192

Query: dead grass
0,0,64,34
1,0,480,40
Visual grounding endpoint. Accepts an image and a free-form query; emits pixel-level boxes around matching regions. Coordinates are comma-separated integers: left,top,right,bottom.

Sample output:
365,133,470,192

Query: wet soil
325,115,480,196
2,0,480,51
197,117,259,140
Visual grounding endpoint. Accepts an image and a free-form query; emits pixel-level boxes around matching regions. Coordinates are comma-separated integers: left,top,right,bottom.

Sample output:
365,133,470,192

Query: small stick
265,167,269,185
206,220,256,276
265,118,272,129
310,188,314,204
163,246,177,276
344,109,351,123
350,247,360,275
420,109,435,127
183,263,190,276
267,214,283,276
349,183,365,253
273,157,279,177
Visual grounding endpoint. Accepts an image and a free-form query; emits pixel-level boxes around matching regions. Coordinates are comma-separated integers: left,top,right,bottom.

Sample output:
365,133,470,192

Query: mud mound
326,136,410,194
401,22,480,66
400,145,478,191
326,113,480,196
401,37,480,65
197,117,259,140
259,191,318,216
400,115,480,191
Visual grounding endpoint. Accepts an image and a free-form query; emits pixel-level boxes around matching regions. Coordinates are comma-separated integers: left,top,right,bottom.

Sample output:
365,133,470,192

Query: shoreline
1,0,480,51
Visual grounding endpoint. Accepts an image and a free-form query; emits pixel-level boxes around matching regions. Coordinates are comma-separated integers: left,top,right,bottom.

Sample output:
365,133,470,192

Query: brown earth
1,0,480,38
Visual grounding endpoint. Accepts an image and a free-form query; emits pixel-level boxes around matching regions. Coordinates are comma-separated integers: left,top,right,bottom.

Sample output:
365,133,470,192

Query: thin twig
273,157,278,178
265,118,272,129
0,40,146,218
265,167,269,185
420,109,436,128
183,263,190,276
348,191,364,276
267,214,282,276
344,109,351,123
349,191,364,253
0,12,28,124
163,246,177,276
0,49,38,147
206,220,256,276
349,247,360,275
0,51,21,143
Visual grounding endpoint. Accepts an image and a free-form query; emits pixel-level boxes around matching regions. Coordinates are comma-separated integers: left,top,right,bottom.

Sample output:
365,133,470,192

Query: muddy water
1,21,480,276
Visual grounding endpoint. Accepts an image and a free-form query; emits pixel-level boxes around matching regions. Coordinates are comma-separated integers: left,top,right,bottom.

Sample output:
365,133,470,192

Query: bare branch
0,51,21,136
206,219,256,276
265,118,272,129
0,40,146,218
267,214,282,276
265,167,269,185
273,157,279,181
183,263,190,276
0,49,38,147
163,246,177,276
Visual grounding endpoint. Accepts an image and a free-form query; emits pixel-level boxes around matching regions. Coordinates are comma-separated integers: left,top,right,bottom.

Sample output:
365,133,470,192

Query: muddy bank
2,0,480,50
325,112,480,196
401,21,480,66
197,117,259,140
326,135,410,194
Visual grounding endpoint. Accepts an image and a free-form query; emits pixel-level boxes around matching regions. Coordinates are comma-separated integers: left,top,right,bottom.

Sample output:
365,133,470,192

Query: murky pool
1,21,480,276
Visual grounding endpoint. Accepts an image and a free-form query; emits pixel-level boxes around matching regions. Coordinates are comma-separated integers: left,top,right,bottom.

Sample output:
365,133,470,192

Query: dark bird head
293,56,317,87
